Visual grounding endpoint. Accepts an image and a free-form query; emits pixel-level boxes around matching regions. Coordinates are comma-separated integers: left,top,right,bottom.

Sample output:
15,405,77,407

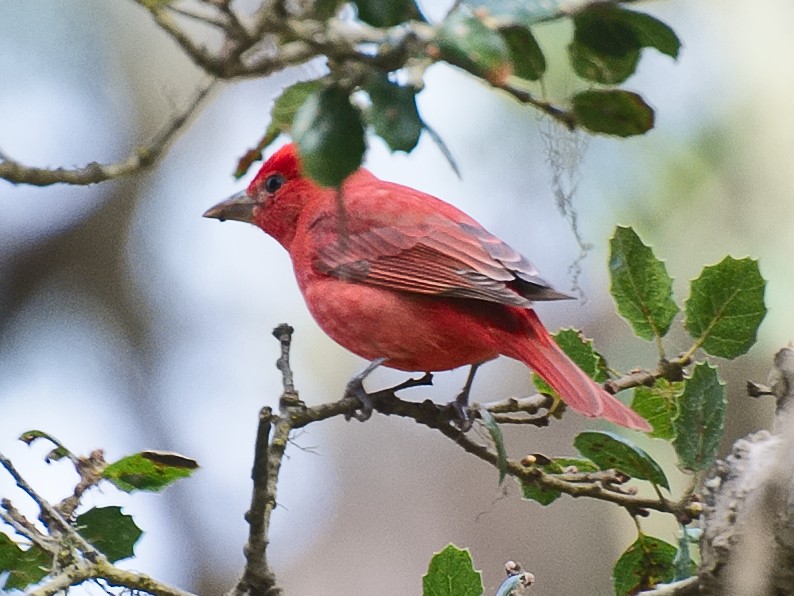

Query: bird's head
203,143,319,248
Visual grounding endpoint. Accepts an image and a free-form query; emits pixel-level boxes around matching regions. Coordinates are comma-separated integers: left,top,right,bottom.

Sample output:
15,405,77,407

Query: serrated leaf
103,451,198,493
435,7,512,84
673,362,726,472
235,79,326,178
499,25,546,80
573,90,654,137
481,409,508,485
632,380,682,440
684,256,767,359
292,84,366,188
75,506,142,563
609,226,679,341
365,74,422,152
533,328,608,396
613,535,677,596
575,430,669,490
0,533,49,590
520,457,599,506
352,0,420,26
422,544,483,596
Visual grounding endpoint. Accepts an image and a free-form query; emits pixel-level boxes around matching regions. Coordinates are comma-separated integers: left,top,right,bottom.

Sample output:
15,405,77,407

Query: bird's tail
502,309,651,432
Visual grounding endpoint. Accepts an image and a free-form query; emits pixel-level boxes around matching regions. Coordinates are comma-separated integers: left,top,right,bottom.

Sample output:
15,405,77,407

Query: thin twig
0,79,217,186
0,452,103,560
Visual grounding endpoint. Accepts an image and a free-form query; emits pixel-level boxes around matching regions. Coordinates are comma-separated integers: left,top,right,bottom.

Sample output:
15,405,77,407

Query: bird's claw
344,377,374,421
447,395,474,432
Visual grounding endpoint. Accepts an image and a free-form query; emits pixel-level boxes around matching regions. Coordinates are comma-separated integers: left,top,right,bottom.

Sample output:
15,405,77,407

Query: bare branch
28,559,197,596
0,451,103,560
0,79,216,187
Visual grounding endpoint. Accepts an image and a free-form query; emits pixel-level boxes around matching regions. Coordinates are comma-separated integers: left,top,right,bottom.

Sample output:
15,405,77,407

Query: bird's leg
344,357,387,422
449,363,482,431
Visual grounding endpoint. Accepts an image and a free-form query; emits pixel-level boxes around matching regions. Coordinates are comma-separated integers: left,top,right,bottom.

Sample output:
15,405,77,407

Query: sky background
1,0,792,594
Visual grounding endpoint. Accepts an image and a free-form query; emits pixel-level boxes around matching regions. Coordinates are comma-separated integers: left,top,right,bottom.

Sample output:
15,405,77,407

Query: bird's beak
203,190,256,224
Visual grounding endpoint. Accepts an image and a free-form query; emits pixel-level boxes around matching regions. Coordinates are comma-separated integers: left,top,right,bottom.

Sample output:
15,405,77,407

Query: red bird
204,143,650,431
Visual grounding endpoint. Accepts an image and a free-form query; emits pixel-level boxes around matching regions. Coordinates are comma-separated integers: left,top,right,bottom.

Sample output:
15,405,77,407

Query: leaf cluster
236,0,682,186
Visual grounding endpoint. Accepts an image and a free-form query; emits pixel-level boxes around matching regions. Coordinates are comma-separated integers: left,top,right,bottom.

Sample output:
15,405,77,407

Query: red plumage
205,143,650,432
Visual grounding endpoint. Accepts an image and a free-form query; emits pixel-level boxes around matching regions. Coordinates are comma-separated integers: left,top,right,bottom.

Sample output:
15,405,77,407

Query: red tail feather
503,310,651,432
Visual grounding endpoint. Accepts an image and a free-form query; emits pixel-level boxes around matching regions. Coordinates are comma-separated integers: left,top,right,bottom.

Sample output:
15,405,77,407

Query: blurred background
1,0,791,594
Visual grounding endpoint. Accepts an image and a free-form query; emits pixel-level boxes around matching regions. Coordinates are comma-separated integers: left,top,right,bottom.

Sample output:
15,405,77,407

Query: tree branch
0,79,216,187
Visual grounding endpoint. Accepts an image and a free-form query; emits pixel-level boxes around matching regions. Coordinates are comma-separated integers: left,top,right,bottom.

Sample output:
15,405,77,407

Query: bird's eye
264,174,285,194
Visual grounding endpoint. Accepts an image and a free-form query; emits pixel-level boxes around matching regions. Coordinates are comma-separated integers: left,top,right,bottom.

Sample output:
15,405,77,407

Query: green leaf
673,525,696,580
292,84,366,188
461,0,561,27
103,451,198,493
499,25,546,80
609,226,679,341
673,362,726,472
684,256,767,359
613,535,677,596
352,0,420,26
572,89,654,137
575,430,670,490
365,74,423,152
0,533,49,590
435,7,512,84
631,380,682,440
235,79,326,178
570,9,640,84
617,9,681,59
422,544,483,596
520,457,599,506
533,328,609,396
76,506,143,563
570,6,680,84
481,409,508,485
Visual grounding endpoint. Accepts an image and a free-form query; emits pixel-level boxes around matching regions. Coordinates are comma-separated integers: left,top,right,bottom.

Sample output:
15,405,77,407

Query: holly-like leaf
481,409,508,485
235,79,325,178
0,533,49,590
499,25,546,80
684,257,767,359
631,380,682,440
673,362,726,472
103,451,198,493
365,74,423,152
575,430,670,490
572,89,654,137
613,535,677,596
352,0,421,26
75,506,143,563
435,7,512,85
533,328,609,396
609,226,679,341
422,544,483,596
292,84,366,188
520,457,599,506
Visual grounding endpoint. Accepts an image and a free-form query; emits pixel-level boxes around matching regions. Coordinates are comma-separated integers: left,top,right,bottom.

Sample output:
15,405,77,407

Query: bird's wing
312,215,571,307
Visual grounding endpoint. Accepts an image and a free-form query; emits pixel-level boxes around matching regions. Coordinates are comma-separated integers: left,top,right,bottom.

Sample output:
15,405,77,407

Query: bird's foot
446,395,473,432
445,363,483,432
343,358,386,422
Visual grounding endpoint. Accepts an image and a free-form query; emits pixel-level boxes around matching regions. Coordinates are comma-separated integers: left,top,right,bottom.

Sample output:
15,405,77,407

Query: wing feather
312,215,571,307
